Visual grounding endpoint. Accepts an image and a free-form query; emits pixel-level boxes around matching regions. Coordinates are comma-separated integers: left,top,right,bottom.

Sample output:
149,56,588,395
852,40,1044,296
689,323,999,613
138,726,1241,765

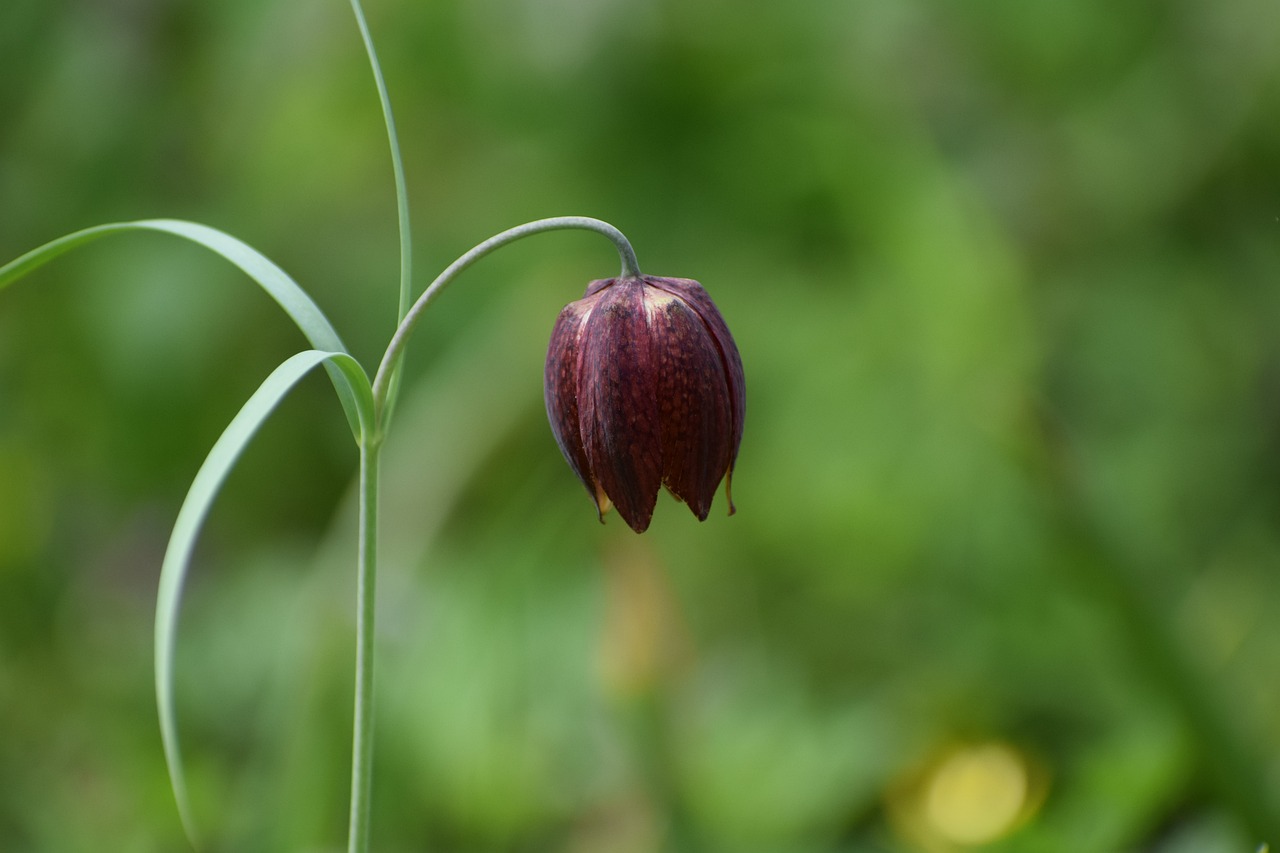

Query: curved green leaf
154,350,374,848
349,0,413,432
0,219,364,440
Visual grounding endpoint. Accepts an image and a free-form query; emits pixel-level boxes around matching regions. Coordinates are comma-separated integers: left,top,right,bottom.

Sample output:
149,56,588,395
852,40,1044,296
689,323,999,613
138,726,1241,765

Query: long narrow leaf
0,220,365,440
347,0,411,323
348,0,413,430
154,350,373,848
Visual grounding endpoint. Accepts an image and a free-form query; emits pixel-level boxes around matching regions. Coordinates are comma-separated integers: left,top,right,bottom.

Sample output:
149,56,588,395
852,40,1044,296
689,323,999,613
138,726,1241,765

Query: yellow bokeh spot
922,743,1029,846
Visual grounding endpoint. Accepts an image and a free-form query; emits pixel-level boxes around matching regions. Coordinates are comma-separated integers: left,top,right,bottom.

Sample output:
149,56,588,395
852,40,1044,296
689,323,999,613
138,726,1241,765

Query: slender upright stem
344,7,407,847
348,437,382,853
371,216,641,417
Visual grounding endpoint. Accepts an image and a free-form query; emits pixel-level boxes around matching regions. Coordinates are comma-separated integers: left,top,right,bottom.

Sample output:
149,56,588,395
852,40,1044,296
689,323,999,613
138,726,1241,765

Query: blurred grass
3,0,1280,850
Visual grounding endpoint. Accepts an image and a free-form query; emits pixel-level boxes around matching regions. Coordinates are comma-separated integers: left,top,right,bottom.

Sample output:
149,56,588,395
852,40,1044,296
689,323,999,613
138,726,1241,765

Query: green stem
348,436,381,853
371,216,641,418
343,8,403,846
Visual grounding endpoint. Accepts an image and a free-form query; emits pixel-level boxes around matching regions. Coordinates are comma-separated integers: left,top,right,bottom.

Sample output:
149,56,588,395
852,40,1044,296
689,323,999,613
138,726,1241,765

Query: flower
545,275,744,533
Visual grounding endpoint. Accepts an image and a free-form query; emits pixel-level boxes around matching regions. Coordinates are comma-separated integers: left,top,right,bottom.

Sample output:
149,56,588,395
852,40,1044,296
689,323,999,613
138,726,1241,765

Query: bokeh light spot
923,742,1028,846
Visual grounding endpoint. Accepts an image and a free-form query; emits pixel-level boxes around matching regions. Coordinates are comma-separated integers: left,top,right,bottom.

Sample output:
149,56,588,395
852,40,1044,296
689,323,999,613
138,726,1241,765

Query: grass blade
154,350,373,848
347,0,411,323
0,219,365,440
348,0,413,426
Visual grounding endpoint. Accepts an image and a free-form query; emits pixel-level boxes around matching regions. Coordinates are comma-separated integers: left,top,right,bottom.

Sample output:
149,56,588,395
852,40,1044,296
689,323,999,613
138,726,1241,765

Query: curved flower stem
348,435,381,853
347,216,638,852
370,216,641,424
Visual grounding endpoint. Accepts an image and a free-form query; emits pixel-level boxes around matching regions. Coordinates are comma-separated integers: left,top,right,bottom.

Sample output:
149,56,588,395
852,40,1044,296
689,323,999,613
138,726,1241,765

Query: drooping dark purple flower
545,275,744,533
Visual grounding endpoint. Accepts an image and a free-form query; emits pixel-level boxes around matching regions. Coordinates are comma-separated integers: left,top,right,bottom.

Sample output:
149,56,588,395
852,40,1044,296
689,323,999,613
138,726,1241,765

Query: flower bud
545,275,744,533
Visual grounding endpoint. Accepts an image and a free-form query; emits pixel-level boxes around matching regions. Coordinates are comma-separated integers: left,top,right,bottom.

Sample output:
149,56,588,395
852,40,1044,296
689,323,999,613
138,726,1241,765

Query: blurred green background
3,0,1280,850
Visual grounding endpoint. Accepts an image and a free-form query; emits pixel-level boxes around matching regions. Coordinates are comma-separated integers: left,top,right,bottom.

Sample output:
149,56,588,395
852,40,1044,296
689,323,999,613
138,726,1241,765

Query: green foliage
2,0,1280,851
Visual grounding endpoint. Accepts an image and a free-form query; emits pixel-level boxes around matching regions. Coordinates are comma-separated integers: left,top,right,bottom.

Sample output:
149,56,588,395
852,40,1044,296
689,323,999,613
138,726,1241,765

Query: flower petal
646,287,732,520
647,277,745,511
545,296,598,510
579,279,662,533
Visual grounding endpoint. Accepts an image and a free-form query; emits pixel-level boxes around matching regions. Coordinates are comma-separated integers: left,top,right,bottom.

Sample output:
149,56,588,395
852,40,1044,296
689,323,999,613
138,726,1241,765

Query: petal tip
625,515,653,534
